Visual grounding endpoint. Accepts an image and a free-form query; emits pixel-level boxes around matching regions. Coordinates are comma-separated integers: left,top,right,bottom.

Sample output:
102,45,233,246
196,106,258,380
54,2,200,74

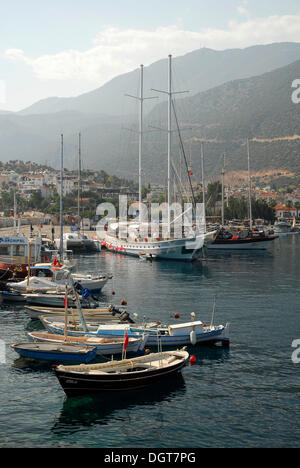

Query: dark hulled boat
53,349,189,397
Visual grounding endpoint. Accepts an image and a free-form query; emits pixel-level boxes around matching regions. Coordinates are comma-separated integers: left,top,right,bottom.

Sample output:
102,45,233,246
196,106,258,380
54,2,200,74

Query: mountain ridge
16,42,300,117
1,43,300,182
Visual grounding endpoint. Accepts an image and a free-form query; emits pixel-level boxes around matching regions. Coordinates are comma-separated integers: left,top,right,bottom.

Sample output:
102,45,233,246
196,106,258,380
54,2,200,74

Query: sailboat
206,139,278,250
102,57,205,261
56,133,99,254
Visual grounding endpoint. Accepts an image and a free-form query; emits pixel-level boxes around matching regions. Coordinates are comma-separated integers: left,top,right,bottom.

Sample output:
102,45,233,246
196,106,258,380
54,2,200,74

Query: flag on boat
124,331,129,351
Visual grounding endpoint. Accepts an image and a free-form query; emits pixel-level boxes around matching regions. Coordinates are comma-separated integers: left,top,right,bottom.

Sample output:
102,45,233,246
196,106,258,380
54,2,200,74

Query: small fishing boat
71,273,110,293
24,305,131,322
8,264,111,294
53,348,189,396
42,318,230,347
23,291,99,308
27,331,148,356
10,342,97,363
0,289,26,303
11,283,99,364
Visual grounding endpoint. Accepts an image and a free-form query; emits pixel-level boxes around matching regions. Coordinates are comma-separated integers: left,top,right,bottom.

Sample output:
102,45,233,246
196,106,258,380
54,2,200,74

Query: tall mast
201,142,207,233
78,132,81,228
167,54,172,232
60,134,64,261
152,55,188,234
13,191,17,235
221,153,226,226
138,65,143,217
247,138,253,230
126,65,157,222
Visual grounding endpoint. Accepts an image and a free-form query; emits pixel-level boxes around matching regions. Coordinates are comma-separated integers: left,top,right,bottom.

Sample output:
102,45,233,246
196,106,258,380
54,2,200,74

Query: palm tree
294,202,300,218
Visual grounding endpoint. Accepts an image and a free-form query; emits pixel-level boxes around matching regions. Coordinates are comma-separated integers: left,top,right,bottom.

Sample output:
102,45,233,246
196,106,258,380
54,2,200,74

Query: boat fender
121,299,127,306
120,312,130,322
190,327,197,346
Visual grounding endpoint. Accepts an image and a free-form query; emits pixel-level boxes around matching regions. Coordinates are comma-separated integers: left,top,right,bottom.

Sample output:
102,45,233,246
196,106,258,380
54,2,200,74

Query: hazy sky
1,0,300,111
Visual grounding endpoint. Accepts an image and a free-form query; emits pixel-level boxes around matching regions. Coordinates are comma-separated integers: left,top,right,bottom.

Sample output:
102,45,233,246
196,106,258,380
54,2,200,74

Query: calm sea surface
1,235,300,448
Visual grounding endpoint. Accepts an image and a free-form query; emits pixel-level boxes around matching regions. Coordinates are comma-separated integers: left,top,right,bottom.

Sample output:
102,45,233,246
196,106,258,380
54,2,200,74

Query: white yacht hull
103,234,204,261
10,275,108,293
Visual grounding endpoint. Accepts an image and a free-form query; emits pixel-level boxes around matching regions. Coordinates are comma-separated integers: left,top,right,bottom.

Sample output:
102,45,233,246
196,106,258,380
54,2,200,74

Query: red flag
124,332,129,352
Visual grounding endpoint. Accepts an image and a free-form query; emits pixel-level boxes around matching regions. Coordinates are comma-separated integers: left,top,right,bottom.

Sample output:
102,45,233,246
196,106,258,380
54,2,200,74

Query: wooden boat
10,342,97,363
42,318,230,347
9,265,111,294
23,292,100,308
53,349,189,396
27,331,148,356
0,289,26,303
206,229,278,250
24,305,131,322
11,284,97,364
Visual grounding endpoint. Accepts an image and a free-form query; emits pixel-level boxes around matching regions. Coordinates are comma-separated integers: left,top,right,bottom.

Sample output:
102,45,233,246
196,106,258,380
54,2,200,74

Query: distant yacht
56,231,100,254
274,218,293,235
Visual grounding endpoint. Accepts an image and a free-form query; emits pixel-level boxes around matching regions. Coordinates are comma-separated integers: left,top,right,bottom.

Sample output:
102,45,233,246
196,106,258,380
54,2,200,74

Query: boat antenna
59,134,64,262
210,294,217,330
64,282,68,343
201,142,207,234
247,138,253,231
13,190,17,236
78,132,81,231
221,153,226,227
157,330,163,367
69,276,88,333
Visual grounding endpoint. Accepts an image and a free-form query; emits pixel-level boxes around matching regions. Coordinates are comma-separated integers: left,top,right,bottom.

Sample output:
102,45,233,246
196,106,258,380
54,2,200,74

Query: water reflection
52,375,186,435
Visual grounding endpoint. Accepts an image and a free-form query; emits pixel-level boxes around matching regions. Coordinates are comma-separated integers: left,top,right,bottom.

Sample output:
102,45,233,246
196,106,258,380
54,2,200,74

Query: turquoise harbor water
1,235,300,448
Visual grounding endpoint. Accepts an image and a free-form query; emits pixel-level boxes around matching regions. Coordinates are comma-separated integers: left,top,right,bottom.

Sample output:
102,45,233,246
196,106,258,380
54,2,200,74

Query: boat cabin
0,236,42,263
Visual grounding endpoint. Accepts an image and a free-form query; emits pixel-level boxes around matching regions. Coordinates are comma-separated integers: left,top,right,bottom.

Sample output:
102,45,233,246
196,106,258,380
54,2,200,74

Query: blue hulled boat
11,342,97,363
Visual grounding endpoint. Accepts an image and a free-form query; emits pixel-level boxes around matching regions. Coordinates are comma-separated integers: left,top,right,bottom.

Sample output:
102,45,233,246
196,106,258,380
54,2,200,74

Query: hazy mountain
1,43,300,183
19,42,300,117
